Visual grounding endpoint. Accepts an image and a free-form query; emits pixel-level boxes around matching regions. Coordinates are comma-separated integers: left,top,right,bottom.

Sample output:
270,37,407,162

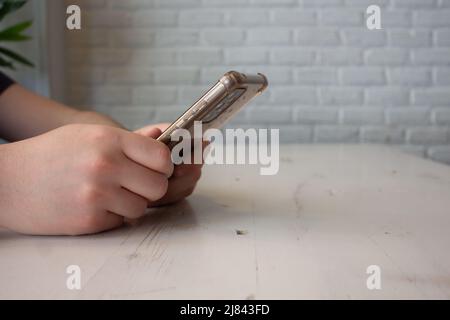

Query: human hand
135,123,203,207
0,124,173,235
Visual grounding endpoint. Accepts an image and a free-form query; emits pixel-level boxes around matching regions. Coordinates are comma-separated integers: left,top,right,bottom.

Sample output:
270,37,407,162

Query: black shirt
0,72,14,95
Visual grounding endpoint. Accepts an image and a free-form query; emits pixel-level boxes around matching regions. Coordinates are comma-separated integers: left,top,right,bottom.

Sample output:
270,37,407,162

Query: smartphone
157,71,268,149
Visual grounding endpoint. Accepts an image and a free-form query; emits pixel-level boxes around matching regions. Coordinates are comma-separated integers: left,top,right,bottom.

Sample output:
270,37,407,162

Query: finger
83,212,124,235
120,131,174,177
150,169,201,207
172,163,203,178
107,187,148,219
120,159,169,202
134,123,170,137
135,126,162,139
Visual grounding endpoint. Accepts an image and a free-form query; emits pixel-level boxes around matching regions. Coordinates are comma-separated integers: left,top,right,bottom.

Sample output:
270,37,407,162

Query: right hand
0,124,174,235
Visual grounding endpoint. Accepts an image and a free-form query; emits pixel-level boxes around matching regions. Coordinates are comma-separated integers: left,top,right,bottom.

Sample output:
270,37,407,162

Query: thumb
135,126,162,139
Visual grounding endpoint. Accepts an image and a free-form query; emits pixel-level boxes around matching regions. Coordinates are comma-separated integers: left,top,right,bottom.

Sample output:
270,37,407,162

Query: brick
302,0,343,7
246,107,293,124
320,87,364,106
381,10,411,27
388,68,432,86
270,48,315,65
69,68,105,85
432,108,450,125
294,107,339,124
295,67,338,85
341,107,384,125
132,86,178,105
413,88,450,106
345,0,389,6
388,29,431,47
318,48,363,65
157,0,202,7
249,0,297,6
242,66,292,85
361,126,405,144
278,126,313,143
271,9,317,25
407,127,448,144
106,68,153,84
320,9,364,26
341,28,386,47
393,0,437,8
70,85,131,106
66,29,109,48
295,28,341,46
435,29,450,46
314,126,359,143
179,10,224,26
386,107,430,125
180,48,223,65
341,67,385,86
271,87,317,105
153,67,200,85
413,49,450,65
155,30,200,47
247,29,292,45
111,29,155,48
110,0,154,9
69,49,130,66
131,10,178,27
84,11,130,27
435,68,450,85
365,49,409,66
225,48,268,65
226,9,270,25
202,29,244,46
366,88,410,106
72,0,107,9
130,49,177,66
414,10,450,27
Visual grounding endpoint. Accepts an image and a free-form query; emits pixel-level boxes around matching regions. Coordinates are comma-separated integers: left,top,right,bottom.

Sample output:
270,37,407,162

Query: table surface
1,145,450,299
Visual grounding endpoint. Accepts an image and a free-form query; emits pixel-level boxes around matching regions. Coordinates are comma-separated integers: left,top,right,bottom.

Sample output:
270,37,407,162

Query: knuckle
71,212,100,235
152,175,169,200
89,126,113,142
129,199,147,218
156,144,173,174
85,154,115,177
79,184,104,207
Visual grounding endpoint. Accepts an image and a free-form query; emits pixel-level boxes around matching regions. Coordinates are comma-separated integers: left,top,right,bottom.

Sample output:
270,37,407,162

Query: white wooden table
1,145,450,299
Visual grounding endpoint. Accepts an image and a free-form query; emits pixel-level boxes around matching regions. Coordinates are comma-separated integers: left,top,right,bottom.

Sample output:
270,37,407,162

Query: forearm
70,110,124,129
0,84,123,141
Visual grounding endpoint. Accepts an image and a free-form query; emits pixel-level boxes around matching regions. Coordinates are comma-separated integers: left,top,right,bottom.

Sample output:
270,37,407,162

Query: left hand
134,123,203,207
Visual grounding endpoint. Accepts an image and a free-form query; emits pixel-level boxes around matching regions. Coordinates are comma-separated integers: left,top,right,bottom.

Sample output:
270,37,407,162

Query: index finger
120,131,174,177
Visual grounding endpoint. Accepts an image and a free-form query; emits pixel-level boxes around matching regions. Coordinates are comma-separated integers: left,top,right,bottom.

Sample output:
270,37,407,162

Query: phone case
157,71,268,148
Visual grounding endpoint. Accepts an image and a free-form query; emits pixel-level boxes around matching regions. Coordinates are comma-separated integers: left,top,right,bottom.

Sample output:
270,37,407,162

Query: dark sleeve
0,72,15,95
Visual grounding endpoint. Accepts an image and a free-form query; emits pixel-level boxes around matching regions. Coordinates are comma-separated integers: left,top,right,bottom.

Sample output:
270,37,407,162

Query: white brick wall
64,0,450,164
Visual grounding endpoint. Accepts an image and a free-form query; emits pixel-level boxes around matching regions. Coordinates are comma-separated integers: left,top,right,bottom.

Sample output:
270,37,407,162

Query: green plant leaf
0,32,30,41
0,46,33,66
0,0,27,21
0,20,32,38
0,55,15,70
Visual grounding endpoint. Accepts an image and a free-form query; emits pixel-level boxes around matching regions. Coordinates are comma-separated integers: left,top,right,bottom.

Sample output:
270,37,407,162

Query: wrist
71,111,126,129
